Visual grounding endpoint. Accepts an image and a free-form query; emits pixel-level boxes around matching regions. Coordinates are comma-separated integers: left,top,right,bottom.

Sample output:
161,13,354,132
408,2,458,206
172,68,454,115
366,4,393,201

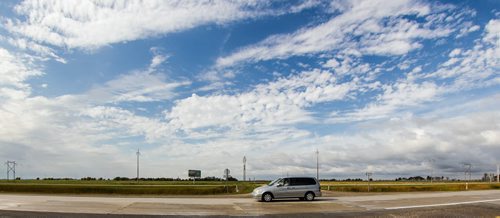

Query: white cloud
216,0,466,67
167,69,354,131
334,18,500,124
85,51,189,103
5,37,66,63
331,79,440,122
86,71,189,103
0,48,42,90
424,19,500,90
484,19,500,44
0,2,498,180
0,47,178,178
456,22,480,38
149,54,168,69
449,48,461,57
4,0,313,50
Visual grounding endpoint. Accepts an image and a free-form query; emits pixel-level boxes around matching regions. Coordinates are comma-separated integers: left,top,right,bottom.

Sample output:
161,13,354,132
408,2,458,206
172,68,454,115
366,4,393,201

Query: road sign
188,170,201,178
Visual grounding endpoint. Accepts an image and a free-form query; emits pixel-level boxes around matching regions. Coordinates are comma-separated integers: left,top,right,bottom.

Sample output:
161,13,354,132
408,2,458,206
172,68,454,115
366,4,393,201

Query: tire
262,192,273,202
304,192,315,201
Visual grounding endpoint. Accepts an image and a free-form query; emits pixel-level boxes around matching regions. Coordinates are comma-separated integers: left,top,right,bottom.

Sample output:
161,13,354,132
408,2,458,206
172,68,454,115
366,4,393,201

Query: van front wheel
304,192,315,201
262,193,273,202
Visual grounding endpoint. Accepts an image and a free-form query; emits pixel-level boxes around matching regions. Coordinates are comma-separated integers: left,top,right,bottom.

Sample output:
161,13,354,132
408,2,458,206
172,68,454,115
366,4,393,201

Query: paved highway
0,190,499,216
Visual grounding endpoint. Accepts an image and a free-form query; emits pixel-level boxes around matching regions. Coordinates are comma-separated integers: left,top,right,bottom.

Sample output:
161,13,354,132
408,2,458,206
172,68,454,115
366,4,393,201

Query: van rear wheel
304,192,315,201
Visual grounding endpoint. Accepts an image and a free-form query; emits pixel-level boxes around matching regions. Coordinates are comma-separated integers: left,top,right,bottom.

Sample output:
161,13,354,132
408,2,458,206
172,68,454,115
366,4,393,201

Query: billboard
188,170,201,178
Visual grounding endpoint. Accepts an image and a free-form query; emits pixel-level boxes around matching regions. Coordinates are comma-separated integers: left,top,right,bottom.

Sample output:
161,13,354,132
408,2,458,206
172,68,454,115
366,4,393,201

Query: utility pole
316,148,319,181
136,149,140,182
243,156,246,181
5,161,17,180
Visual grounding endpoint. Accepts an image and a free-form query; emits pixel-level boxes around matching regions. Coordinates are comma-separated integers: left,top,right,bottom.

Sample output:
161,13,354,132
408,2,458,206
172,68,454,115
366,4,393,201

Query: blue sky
0,0,499,180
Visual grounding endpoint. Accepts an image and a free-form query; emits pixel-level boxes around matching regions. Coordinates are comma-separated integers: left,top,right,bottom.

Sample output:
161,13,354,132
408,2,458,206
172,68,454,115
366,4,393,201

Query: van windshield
268,178,282,186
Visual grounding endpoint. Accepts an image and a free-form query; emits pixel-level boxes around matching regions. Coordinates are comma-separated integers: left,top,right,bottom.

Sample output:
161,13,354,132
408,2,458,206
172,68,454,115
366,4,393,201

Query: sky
0,0,499,180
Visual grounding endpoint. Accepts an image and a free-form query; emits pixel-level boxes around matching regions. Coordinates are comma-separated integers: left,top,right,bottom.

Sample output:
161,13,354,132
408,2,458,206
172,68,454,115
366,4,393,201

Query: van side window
305,178,317,185
287,177,317,186
283,178,290,186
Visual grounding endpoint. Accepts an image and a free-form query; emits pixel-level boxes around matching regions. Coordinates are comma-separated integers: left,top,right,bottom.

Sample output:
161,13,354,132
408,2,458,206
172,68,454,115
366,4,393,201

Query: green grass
0,180,264,195
321,182,500,192
0,180,498,195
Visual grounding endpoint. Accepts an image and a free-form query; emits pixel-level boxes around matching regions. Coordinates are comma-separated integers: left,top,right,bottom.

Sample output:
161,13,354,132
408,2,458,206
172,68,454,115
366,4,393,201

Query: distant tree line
322,178,364,181
31,176,239,181
113,176,238,181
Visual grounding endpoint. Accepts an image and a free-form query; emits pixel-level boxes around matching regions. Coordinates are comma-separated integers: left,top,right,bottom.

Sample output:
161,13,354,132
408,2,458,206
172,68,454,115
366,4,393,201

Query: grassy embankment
320,181,500,192
0,180,498,195
0,180,264,195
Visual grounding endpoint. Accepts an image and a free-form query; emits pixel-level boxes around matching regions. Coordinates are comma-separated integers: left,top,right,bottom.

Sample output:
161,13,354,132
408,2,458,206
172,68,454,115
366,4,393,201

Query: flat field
320,181,500,192
0,180,498,195
0,180,262,195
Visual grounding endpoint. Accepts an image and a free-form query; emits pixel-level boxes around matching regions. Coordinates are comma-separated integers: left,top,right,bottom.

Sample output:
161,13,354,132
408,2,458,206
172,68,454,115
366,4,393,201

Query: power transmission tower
5,161,17,180
497,164,499,183
366,172,372,192
136,149,140,182
429,159,435,183
463,163,471,190
316,148,319,181
243,156,246,181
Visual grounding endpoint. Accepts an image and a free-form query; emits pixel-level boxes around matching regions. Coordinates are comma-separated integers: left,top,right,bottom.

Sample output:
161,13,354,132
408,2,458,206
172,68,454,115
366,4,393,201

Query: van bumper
315,190,322,197
252,191,263,200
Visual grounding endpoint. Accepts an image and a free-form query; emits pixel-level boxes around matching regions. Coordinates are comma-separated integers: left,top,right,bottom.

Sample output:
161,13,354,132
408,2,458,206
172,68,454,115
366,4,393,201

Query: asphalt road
0,190,499,217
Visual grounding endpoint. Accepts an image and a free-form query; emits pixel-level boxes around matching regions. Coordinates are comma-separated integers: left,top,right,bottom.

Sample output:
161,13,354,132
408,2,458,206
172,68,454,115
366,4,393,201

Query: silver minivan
252,177,322,202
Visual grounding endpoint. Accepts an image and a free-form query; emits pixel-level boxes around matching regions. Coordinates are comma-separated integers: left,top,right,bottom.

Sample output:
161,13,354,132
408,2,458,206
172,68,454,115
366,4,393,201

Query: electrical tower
5,161,17,180
497,164,499,183
463,163,472,181
366,172,372,192
429,159,435,183
243,156,246,181
136,149,140,182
